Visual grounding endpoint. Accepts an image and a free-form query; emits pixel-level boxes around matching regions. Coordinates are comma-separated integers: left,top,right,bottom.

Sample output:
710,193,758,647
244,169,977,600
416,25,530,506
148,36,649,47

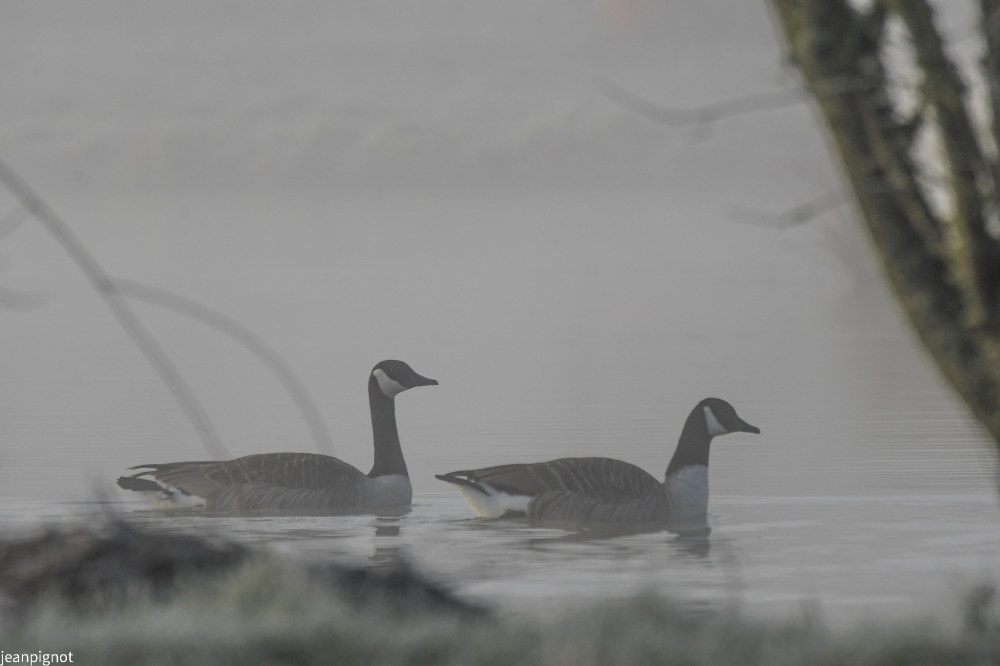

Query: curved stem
0,159,229,460
113,278,334,456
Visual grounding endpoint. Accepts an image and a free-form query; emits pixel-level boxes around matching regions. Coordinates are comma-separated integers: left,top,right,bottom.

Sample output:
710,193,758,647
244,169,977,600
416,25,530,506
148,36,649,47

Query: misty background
0,0,993,511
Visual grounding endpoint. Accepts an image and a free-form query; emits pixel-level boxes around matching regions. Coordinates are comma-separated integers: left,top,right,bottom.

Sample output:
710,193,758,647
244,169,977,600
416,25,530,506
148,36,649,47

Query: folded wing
525,490,671,524
445,457,663,502
124,453,370,511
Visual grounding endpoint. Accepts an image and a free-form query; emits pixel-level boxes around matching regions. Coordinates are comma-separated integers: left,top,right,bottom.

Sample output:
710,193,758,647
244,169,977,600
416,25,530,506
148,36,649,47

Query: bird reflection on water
517,516,712,559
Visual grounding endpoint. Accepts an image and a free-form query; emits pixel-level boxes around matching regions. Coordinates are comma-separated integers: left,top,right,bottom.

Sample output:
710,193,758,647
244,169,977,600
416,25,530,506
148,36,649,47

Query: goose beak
736,418,760,435
409,373,438,388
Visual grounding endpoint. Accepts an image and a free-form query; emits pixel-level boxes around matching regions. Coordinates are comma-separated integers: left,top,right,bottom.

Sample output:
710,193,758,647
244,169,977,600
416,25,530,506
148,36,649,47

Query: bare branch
858,96,947,260
0,159,230,460
730,189,847,230
729,177,946,256
113,279,335,457
889,0,1000,327
599,80,805,128
980,0,1000,191
769,0,1000,443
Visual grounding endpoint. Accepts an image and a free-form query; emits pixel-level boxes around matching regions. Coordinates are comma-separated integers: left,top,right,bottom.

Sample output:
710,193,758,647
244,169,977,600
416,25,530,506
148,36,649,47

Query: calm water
4,328,1000,629
2,193,1000,629
3,489,998,628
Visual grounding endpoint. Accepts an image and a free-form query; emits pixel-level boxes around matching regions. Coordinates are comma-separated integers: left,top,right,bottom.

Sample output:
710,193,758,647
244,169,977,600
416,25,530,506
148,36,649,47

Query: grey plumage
526,490,671,524
436,457,666,522
125,453,374,512
441,457,661,500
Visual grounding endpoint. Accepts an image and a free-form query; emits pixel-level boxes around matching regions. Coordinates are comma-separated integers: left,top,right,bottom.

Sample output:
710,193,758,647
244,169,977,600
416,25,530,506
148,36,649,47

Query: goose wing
128,453,369,507
200,482,375,513
525,490,670,524
440,457,662,502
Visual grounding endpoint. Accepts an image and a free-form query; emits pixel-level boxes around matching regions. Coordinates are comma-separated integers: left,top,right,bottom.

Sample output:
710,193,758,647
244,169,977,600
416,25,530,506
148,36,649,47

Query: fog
0,1,992,513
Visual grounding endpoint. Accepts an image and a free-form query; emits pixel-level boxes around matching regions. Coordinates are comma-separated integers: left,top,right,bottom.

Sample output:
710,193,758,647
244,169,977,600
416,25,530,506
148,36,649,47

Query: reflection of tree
767,1,1000,447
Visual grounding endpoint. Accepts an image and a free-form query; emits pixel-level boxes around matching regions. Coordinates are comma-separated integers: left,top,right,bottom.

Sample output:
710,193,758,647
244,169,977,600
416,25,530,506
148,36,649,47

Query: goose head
370,360,438,398
699,398,759,438
665,397,759,485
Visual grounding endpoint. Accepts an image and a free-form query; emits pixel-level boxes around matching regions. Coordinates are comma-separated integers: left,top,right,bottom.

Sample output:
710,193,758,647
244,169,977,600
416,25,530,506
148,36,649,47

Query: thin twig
0,158,230,460
599,80,806,128
112,278,335,456
730,189,847,229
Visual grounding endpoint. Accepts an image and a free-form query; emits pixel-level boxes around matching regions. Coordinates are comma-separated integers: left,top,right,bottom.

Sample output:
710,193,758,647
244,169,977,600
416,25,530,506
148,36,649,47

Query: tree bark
768,0,1000,447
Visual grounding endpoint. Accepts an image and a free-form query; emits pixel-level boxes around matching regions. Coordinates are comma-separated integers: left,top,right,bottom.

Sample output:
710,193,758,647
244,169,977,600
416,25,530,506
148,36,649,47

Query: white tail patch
139,483,206,510
455,482,531,518
703,405,729,437
373,368,406,397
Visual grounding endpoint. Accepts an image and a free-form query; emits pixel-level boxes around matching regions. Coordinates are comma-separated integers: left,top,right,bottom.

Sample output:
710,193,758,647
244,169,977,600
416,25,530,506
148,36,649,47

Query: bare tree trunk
767,0,1000,446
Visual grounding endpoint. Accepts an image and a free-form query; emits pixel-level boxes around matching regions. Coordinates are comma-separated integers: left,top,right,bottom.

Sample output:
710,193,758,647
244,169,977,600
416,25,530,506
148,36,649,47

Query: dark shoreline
0,519,998,665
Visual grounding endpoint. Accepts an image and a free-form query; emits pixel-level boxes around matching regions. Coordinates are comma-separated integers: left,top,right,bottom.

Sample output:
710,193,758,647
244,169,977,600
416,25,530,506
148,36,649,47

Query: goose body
117,360,437,514
436,398,758,525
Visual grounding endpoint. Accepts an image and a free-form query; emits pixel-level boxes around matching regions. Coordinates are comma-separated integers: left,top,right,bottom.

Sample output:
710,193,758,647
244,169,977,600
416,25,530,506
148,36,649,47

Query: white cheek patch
703,406,729,437
373,368,407,397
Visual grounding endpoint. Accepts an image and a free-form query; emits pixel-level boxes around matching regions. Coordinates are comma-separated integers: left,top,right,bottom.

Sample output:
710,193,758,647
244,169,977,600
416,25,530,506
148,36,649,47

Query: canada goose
116,360,437,513
436,398,758,525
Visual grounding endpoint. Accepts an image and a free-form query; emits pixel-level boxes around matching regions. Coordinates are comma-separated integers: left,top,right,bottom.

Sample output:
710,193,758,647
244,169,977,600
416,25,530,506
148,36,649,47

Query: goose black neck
367,378,408,478
665,406,712,479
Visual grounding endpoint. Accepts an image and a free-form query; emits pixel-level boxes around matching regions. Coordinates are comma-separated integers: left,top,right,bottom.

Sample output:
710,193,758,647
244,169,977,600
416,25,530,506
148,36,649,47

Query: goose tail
115,475,163,493
434,472,483,492
435,472,530,518
116,473,206,510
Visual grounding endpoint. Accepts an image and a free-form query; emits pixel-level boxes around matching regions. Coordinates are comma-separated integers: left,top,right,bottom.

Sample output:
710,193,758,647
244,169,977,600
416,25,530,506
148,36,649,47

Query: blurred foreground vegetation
0,520,999,665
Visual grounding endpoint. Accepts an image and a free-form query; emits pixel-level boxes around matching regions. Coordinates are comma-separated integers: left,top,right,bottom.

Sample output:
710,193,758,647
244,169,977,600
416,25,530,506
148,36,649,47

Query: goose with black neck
436,397,758,526
117,360,437,514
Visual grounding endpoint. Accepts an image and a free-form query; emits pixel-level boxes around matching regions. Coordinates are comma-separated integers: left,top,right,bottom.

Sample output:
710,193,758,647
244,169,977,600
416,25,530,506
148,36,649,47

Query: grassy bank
1,522,998,665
